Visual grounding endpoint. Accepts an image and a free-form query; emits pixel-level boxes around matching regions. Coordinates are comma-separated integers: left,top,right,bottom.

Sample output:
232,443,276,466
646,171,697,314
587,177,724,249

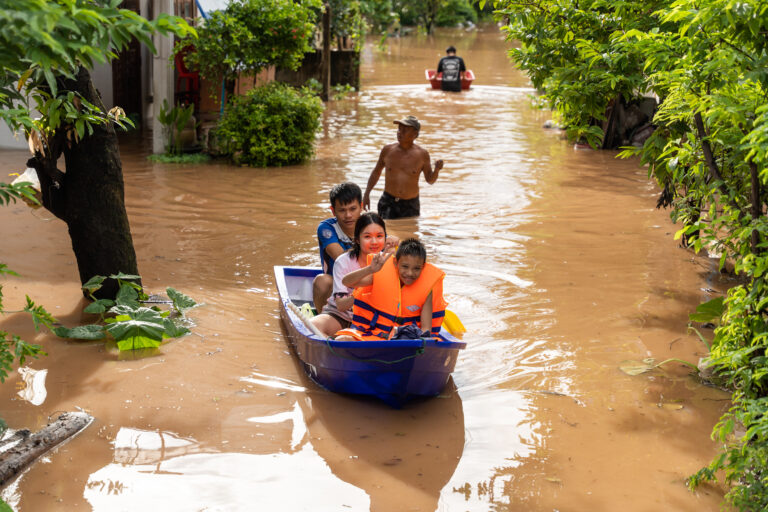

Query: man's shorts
321,300,352,329
377,191,420,219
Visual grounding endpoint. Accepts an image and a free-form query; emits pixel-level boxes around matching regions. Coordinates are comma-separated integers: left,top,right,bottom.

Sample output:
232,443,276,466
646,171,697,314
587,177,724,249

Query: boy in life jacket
334,238,447,341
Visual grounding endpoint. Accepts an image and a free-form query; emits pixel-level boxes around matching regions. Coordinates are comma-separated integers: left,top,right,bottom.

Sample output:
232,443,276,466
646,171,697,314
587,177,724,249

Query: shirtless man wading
363,115,443,219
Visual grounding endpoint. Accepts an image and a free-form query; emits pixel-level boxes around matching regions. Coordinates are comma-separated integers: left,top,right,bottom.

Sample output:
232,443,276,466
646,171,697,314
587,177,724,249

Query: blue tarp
195,0,229,18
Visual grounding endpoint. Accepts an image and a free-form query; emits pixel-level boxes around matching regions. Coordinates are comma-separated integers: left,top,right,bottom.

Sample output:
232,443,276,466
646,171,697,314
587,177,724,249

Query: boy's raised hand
369,251,392,273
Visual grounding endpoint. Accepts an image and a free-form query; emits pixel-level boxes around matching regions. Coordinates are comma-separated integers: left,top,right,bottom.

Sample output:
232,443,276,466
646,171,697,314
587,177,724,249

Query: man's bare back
363,116,443,218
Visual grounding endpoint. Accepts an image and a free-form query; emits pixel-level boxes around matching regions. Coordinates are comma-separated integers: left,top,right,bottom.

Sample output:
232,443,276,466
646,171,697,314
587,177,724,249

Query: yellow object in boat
299,302,316,318
443,309,466,338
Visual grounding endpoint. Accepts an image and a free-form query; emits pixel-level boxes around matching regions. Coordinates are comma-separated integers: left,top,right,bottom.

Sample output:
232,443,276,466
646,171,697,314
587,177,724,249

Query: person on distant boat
313,183,397,312
437,45,466,92
334,238,447,341
363,116,443,219
311,213,392,336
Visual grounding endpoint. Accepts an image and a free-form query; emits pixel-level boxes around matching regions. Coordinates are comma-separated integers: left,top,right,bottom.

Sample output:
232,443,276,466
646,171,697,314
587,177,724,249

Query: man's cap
446,45,456,53
394,115,421,131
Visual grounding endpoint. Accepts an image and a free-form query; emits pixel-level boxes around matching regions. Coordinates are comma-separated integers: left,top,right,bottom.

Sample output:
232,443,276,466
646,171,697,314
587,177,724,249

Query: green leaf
115,284,139,308
115,335,163,351
0,496,14,512
83,299,115,314
167,287,197,314
162,318,190,339
619,359,655,376
688,297,725,323
106,307,165,351
82,275,106,293
53,324,106,340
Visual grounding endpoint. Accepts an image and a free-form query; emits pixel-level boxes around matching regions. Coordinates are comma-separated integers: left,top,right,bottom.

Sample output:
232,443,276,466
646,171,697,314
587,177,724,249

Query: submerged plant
54,273,197,351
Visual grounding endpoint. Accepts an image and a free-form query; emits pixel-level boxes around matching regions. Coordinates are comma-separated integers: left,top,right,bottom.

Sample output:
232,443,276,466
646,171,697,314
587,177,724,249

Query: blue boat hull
274,266,466,407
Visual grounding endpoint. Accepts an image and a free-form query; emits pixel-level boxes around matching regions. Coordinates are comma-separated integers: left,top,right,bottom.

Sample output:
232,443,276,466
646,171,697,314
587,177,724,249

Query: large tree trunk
28,67,140,299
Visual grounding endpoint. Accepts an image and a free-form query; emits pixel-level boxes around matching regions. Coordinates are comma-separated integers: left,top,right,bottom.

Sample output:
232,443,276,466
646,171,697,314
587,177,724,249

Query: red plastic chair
175,47,200,110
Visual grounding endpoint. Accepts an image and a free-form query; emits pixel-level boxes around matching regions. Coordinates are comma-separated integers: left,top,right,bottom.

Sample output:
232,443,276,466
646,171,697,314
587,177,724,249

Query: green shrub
435,0,477,27
217,82,323,167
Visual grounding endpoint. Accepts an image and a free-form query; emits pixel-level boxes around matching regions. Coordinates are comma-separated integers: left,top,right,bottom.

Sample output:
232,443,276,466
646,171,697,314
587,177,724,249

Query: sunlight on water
85,432,369,511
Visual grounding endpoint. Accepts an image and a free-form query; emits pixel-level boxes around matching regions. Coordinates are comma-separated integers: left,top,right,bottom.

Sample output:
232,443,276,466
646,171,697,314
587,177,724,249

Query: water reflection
84,421,369,511
439,390,539,509
296,378,466,512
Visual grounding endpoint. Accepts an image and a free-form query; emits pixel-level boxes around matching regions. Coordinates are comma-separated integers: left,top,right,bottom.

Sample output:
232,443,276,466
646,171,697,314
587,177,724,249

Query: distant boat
274,266,467,407
426,69,475,90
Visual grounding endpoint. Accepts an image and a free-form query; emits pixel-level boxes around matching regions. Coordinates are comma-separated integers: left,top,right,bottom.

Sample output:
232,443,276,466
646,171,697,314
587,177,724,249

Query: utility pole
322,1,331,101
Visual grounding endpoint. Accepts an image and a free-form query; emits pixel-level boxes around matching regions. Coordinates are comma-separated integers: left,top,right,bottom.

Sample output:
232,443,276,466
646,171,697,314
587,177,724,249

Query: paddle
443,309,466,338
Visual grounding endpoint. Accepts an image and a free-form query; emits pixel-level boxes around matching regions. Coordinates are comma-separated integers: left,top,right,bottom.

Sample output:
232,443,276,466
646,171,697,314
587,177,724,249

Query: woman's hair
395,238,427,262
350,212,387,259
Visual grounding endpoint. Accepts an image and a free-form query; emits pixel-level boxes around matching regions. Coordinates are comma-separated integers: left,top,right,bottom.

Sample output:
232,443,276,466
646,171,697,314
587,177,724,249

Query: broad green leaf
115,335,163,351
84,298,115,314
105,307,165,349
688,297,725,323
82,275,106,293
162,318,190,339
115,283,139,308
52,324,106,340
167,287,197,314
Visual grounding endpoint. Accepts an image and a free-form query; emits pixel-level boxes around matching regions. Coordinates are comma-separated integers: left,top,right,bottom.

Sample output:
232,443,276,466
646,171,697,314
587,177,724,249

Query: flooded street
0,24,730,511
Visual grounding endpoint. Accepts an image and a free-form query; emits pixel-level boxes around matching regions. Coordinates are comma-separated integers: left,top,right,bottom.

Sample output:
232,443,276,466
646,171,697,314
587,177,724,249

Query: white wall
91,62,115,111
0,123,27,150
0,64,113,150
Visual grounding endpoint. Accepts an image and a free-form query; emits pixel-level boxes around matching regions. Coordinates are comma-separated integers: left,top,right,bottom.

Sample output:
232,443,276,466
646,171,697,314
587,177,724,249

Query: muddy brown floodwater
0,25,732,511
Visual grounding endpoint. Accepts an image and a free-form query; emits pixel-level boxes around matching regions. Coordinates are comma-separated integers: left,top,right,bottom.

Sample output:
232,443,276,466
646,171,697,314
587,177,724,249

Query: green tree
494,0,768,508
329,0,367,50
495,0,664,147
0,0,193,298
360,0,396,34
393,0,445,33
186,0,321,98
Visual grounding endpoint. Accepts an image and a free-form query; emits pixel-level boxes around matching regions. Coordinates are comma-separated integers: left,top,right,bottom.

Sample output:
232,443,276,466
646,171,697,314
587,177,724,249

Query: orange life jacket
336,256,447,341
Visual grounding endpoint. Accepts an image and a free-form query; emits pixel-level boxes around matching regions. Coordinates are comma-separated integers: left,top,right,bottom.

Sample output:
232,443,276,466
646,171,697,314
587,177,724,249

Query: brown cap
393,115,420,131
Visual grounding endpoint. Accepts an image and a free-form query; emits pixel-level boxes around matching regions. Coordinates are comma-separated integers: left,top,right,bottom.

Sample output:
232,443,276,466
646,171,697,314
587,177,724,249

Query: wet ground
0,24,730,511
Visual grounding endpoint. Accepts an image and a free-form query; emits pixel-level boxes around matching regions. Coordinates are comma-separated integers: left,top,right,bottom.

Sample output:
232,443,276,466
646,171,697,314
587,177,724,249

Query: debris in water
16,367,48,406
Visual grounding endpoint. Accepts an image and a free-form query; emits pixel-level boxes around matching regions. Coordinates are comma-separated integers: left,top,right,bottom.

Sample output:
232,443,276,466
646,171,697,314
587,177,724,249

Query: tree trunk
601,95,624,149
0,412,93,487
28,67,141,299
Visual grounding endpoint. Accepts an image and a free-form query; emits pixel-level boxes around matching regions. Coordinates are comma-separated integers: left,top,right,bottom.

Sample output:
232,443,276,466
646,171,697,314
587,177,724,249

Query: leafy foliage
493,0,768,507
495,0,663,146
54,274,196,352
329,0,367,50
435,0,477,27
0,182,40,207
0,263,48,382
0,0,194,149
216,82,324,167
185,0,320,86
359,0,398,33
147,153,211,164
157,99,196,156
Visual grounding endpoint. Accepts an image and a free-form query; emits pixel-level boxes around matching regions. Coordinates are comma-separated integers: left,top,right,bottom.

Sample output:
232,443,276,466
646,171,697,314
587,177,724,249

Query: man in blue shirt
313,182,399,312
313,183,363,311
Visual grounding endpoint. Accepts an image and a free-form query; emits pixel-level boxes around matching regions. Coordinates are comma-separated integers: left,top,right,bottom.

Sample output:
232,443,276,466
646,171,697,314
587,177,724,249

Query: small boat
425,69,475,90
274,266,467,407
